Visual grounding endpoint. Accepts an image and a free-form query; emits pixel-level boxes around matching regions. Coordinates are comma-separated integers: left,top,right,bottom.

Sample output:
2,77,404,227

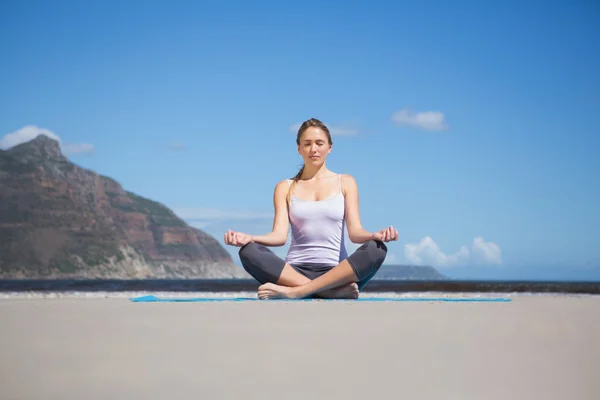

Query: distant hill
375,264,447,280
0,135,250,279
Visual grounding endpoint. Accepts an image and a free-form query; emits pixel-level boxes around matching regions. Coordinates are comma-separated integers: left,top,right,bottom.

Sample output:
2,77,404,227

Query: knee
361,239,388,266
347,240,388,283
238,242,257,262
238,242,269,264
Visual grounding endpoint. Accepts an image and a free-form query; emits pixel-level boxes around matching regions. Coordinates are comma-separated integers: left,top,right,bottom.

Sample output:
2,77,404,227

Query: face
297,127,332,165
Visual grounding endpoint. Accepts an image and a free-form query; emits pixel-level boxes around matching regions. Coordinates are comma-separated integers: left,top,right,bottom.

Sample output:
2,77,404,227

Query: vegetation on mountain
0,135,249,279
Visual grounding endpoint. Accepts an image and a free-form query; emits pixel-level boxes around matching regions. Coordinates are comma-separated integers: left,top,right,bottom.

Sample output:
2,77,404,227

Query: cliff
0,135,250,279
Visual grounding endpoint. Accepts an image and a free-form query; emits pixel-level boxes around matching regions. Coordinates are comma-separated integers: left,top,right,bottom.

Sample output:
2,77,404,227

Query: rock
0,134,250,279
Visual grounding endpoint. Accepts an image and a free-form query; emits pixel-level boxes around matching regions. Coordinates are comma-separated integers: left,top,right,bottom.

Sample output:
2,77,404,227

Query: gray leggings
238,239,388,290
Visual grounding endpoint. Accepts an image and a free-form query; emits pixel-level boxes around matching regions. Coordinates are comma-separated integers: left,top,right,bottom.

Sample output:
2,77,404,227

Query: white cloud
391,108,448,131
289,122,359,136
168,140,186,151
173,208,273,221
0,125,95,155
0,125,60,148
471,236,502,265
404,236,501,268
404,236,469,267
329,125,359,136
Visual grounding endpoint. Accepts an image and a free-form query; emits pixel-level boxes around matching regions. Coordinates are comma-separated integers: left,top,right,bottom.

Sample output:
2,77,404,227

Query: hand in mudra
373,226,398,242
224,230,253,247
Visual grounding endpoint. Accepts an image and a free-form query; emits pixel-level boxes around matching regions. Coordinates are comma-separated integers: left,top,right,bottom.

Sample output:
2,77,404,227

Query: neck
300,163,329,180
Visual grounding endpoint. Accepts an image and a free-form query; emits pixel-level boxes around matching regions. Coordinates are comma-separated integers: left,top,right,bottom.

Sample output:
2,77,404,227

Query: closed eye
304,141,325,146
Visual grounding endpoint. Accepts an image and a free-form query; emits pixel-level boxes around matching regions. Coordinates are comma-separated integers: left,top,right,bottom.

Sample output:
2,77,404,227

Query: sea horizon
2,276,600,297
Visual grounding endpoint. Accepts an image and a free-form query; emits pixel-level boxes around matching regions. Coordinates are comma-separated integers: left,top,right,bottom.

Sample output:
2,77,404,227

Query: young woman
224,118,398,299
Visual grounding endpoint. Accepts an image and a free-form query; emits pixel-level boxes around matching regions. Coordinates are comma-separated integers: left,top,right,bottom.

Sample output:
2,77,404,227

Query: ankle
291,286,308,299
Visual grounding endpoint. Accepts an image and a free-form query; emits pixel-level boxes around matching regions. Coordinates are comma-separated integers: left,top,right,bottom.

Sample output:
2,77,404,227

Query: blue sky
1,0,599,279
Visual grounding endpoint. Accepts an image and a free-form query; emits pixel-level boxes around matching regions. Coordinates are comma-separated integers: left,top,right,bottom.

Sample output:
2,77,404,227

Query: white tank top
285,174,348,266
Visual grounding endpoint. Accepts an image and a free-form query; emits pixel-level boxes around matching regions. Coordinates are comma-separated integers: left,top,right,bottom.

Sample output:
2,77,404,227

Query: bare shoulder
273,179,291,196
340,173,357,184
340,174,358,194
275,179,290,189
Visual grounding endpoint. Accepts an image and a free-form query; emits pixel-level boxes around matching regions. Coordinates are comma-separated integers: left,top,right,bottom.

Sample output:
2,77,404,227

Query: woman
224,118,398,299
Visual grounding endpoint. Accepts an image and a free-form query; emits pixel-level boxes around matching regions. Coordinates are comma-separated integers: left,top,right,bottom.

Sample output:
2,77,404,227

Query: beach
1,293,599,400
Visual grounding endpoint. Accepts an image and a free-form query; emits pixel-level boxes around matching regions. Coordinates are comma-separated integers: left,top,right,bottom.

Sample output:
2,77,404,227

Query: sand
1,293,599,400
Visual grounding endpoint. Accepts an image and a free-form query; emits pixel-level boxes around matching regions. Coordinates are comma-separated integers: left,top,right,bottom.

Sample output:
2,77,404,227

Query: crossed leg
238,243,358,299
258,259,357,299
276,264,359,299
239,240,387,300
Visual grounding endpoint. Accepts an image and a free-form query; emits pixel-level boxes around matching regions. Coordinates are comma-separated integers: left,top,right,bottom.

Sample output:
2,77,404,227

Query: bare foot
257,282,359,300
257,282,300,300
317,283,359,299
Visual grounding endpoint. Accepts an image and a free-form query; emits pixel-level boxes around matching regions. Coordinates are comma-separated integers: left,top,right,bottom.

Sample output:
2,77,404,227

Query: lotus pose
224,118,398,299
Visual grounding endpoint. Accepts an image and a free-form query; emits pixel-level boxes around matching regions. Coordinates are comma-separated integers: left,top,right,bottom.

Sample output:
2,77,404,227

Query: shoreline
2,278,600,294
2,290,599,301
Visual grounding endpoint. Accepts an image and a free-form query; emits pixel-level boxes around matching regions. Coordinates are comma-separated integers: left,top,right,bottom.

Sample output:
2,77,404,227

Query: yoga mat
129,295,512,303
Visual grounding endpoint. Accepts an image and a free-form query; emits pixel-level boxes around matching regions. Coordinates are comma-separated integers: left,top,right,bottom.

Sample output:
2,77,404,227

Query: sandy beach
1,293,599,400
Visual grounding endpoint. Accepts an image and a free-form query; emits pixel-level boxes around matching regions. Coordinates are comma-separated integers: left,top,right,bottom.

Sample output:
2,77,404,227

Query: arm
249,180,290,247
342,174,375,244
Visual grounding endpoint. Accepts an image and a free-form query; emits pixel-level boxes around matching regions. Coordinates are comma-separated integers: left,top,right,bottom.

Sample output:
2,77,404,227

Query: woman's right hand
224,230,253,247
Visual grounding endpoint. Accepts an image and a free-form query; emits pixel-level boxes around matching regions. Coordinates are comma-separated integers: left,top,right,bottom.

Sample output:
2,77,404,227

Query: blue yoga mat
129,295,512,303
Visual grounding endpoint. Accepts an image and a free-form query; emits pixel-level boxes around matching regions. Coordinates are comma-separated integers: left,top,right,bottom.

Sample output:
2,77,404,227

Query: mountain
375,264,447,280
0,135,250,279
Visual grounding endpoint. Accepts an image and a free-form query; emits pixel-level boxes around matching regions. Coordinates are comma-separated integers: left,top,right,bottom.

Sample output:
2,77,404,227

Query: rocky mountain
0,135,250,279
375,264,447,280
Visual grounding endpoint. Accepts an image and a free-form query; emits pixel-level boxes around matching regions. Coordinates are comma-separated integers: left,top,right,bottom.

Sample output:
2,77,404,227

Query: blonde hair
286,118,333,204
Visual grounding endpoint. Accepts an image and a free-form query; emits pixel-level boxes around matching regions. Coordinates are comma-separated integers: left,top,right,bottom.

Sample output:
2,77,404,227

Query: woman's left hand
373,226,398,242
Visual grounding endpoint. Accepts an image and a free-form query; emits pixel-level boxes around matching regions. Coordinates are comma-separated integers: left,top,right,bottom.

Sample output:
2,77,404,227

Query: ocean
1,278,599,299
